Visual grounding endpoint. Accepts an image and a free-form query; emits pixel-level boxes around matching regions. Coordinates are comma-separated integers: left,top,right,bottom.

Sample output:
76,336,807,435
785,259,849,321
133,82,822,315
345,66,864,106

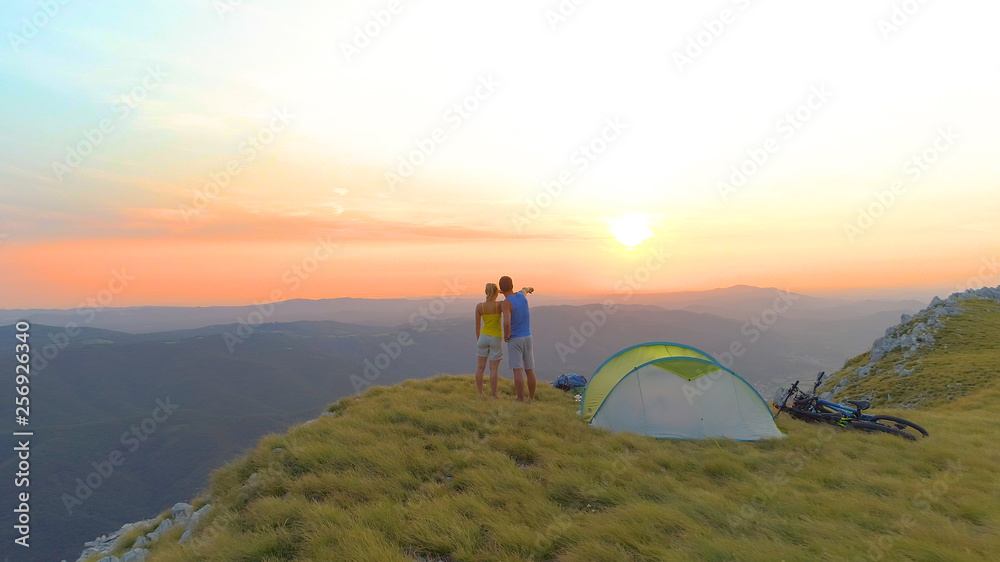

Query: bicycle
773,372,929,441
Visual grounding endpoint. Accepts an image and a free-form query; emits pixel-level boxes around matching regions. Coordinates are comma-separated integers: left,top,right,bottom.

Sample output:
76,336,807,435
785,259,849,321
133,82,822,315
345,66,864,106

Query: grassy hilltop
116,302,998,561
823,298,1000,409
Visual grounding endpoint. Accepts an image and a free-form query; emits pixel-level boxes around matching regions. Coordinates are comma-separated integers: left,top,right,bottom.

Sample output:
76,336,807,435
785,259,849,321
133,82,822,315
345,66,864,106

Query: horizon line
0,283,962,313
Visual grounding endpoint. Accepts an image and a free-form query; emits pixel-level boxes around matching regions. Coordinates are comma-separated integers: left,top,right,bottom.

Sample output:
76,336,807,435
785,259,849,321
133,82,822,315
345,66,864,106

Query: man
499,276,536,402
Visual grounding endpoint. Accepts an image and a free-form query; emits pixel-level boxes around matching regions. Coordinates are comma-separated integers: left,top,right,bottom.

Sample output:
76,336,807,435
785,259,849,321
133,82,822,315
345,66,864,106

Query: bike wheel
869,415,929,438
847,420,917,441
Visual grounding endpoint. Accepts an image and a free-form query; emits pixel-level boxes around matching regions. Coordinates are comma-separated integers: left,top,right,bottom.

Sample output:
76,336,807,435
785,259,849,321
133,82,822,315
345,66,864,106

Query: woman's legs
488,359,501,398
475,355,488,396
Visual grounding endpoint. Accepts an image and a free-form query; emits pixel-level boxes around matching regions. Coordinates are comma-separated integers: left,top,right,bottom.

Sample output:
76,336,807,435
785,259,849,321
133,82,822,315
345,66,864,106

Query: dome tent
580,343,784,441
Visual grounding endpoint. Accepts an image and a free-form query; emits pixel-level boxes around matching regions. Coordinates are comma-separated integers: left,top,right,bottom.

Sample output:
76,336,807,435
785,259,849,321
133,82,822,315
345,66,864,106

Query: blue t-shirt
507,292,531,337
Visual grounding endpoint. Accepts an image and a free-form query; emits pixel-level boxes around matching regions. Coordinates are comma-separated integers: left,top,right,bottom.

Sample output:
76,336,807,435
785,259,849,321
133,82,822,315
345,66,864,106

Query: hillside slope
75,292,1000,561
822,289,1000,408
9,300,890,562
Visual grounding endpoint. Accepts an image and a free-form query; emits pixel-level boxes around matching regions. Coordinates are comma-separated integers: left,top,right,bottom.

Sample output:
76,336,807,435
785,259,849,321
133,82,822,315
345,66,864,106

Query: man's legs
488,359,500,398
522,337,536,401
513,368,525,401
475,355,488,396
509,336,528,401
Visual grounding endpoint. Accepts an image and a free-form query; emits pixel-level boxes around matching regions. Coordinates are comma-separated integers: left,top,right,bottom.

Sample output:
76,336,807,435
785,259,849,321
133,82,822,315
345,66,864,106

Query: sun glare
607,213,654,248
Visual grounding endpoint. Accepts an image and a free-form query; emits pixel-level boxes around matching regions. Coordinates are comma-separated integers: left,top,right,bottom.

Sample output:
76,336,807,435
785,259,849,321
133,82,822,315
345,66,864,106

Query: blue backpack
553,373,588,391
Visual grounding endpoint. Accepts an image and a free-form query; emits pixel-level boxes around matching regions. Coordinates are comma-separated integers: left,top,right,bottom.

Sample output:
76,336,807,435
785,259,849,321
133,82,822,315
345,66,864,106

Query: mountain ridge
66,288,1000,561
0,285,923,334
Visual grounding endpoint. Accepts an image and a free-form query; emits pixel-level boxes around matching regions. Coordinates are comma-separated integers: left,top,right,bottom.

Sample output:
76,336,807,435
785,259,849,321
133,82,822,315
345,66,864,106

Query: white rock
179,504,213,544
147,518,172,542
172,502,193,521
121,548,150,562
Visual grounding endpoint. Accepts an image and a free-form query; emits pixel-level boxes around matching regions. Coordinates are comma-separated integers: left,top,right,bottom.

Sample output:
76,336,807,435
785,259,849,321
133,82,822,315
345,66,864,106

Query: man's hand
520,286,534,294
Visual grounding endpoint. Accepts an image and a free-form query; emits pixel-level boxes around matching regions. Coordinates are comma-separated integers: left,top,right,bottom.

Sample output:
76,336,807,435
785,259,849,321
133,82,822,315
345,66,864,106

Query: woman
474,282,503,398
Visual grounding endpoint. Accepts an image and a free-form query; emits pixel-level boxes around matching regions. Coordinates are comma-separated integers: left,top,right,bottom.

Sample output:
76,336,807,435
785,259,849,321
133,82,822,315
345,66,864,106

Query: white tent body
589,360,784,441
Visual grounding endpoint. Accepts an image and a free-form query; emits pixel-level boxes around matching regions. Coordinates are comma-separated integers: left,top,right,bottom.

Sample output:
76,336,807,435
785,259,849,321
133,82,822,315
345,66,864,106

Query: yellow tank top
481,302,502,337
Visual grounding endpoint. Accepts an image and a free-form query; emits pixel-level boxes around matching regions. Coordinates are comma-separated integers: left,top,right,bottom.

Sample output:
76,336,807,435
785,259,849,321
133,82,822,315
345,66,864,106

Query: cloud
110,206,578,242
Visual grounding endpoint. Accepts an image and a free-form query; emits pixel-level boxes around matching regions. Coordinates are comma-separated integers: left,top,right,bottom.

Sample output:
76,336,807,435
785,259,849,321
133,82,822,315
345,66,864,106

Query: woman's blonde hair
484,282,499,300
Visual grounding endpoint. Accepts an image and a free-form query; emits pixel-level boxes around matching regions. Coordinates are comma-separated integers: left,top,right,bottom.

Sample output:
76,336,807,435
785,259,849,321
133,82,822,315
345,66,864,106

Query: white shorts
477,333,503,361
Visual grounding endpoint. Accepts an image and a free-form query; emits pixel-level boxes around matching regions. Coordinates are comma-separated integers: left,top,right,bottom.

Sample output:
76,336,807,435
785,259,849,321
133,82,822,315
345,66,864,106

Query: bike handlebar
811,371,826,394
774,380,801,416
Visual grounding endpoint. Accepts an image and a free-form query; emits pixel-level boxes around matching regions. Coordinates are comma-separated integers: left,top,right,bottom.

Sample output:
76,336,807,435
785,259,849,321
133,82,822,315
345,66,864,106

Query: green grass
824,299,1000,408
142,303,1000,561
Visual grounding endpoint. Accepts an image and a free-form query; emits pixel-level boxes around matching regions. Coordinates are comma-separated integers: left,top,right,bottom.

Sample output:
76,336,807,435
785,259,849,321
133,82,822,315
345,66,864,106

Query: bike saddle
846,399,870,411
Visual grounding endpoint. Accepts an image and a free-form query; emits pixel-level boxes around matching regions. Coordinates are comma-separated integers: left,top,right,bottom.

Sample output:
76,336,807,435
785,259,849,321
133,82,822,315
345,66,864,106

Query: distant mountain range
0,286,923,561
0,285,925,333
71,290,999,562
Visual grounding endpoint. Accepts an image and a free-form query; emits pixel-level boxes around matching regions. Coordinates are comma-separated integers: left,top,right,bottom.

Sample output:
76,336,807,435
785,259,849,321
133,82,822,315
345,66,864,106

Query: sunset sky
1,0,998,308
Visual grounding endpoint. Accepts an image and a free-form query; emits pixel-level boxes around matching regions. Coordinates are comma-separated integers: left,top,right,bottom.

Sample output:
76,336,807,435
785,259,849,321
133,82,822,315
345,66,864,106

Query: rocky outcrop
828,285,1000,400
66,501,211,562
179,504,213,544
120,549,150,562
67,407,337,561
72,517,159,562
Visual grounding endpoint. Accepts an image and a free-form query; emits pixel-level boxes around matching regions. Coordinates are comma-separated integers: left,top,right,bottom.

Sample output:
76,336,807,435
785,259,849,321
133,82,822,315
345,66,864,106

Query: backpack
553,373,588,391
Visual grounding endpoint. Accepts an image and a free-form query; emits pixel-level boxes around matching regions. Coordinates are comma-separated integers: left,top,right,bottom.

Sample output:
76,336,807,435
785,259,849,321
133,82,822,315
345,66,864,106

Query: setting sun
607,213,654,248
0,0,998,306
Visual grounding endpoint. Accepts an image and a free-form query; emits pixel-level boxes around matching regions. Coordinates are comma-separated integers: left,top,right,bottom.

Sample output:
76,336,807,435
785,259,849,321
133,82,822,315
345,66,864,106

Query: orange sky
2,219,994,308
1,1,998,308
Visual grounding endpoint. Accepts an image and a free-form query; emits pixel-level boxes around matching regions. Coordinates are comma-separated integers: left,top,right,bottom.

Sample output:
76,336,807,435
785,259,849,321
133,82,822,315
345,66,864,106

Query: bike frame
813,398,871,421
775,376,872,424
816,398,871,419
775,372,925,440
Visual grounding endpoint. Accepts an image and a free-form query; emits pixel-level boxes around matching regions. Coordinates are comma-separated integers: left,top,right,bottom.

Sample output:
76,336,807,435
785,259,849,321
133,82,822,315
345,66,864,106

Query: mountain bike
773,372,929,441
